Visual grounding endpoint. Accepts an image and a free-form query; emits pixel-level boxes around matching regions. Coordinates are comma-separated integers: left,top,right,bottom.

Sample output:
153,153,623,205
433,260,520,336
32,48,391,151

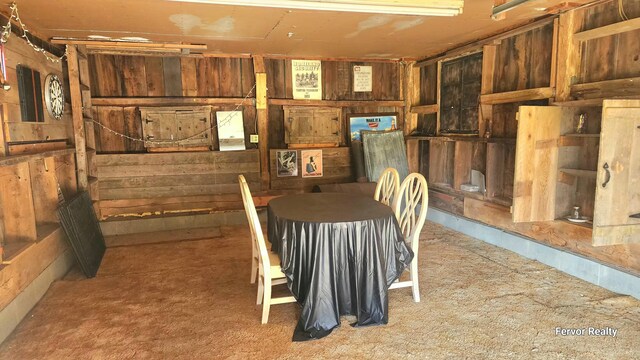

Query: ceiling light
169,0,464,16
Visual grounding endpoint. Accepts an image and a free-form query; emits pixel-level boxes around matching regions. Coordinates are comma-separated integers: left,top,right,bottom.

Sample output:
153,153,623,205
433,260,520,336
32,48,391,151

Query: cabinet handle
145,118,153,124
601,162,611,188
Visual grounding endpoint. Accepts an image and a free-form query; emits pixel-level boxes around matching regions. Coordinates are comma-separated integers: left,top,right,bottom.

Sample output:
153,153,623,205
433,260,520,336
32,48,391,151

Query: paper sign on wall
353,65,372,92
216,111,246,151
301,149,323,178
292,60,322,100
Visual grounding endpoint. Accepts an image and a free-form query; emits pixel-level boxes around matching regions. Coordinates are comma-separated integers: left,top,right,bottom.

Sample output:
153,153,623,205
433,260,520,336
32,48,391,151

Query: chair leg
261,278,272,324
410,260,420,303
250,256,258,284
257,274,264,305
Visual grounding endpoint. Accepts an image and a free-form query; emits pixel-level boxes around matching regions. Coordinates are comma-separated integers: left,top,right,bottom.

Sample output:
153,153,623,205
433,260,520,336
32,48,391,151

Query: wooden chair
238,175,296,324
374,167,400,207
390,173,429,302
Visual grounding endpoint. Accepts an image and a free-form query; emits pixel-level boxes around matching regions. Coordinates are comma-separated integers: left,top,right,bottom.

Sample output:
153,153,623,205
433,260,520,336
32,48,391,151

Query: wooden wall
0,34,78,314
578,2,640,83
0,35,73,146
269,147,352,192
88,55,256,153
96,150,259,217
265,59,404,149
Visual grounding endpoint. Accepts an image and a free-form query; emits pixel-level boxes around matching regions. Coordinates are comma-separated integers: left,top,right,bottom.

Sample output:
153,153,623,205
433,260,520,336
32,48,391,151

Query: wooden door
142,112,177,147
176,110,210,146
593,100,640,246
512,106,571,222
312,108,341,144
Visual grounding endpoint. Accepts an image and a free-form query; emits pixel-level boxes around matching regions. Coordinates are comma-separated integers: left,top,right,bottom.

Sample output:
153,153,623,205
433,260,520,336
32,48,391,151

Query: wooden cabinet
283,106,341,147
139,106,212,149
512,100,640,246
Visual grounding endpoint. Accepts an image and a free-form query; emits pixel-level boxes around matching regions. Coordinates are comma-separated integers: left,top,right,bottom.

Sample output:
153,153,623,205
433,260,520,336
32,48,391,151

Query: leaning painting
349,113,397,141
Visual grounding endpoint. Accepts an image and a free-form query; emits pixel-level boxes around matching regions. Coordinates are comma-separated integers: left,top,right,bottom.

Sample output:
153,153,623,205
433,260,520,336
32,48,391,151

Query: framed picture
276,150,298,177
348,113,397,142
301,149,323,178
292,60,322,100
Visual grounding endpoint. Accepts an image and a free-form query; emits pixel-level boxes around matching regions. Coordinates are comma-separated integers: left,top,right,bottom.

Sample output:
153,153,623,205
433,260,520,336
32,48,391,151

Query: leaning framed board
362,130,409,183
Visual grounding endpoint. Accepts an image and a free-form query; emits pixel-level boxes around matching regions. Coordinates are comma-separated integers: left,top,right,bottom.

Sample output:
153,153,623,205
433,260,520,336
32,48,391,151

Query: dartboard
44,74,64,119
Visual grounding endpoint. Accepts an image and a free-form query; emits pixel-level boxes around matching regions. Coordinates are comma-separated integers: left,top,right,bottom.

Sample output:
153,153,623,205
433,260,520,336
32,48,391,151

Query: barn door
593,100,640,246
512,106,567,223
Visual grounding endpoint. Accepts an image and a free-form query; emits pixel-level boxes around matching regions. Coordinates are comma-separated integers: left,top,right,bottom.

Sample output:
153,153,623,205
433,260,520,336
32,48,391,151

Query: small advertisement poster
349,114,397,141
353,65,372,92
301,149,323,178
276,150,298,177
292,60,322,100
216,111,246,151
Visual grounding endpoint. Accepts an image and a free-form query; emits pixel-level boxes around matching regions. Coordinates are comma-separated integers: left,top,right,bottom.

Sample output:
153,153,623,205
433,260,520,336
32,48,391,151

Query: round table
267,193,413,341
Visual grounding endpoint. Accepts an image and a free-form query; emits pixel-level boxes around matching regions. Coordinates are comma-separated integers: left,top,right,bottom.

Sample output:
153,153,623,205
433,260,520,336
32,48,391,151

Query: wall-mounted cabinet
283,106,342,147
139,106,213,149
511,100,640,246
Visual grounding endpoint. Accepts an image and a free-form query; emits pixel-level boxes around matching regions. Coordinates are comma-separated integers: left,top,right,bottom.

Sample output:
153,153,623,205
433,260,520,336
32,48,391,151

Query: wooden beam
480,44,497,138
91,97,255,107
416,16,556,67
571,77,640,100
51,38,207,50
552,96,640,107
411,104,439,114
0,105,6,156
574,17,640,42
66,45,88,190
480,87,555,105
555,10,582,102
406,138,420,174
550,17,559,89
403,62,420,136
253,56,270,191
436,61,442,135
268,99,404,107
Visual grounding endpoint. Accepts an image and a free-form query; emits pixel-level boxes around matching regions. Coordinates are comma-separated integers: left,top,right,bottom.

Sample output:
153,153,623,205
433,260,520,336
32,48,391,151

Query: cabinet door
593,100,640,246
284,108,314,144
312,108,341,144
142,112,177,147
512,106,572,222
176,111,210,146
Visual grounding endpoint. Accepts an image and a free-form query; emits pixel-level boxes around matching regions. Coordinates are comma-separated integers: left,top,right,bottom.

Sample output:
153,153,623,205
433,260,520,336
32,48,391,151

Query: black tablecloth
267,193,413,341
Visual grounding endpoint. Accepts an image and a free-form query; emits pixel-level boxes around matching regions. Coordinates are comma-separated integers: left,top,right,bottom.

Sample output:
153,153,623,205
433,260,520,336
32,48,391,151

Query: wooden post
67,45,88,190
480,44,497,138
402,61,420,137
555,9,583,102
0,105,6,156
253,55,270,191
436,61,442,135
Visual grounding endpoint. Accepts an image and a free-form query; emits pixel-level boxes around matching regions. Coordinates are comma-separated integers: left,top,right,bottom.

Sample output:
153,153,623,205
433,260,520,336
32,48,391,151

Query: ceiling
8,0,593,60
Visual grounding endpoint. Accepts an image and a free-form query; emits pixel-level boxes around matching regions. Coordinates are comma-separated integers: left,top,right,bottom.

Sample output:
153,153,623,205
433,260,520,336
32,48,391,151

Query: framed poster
353,65,372,92
301,149,323,178
276,150,298,177
216,111,246,151
349,113,397,141
292,60,322,100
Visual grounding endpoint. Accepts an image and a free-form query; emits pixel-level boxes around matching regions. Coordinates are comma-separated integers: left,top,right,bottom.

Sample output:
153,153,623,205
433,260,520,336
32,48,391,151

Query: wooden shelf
559,134,600,146
574,17,640,42
559,168,597,179
270,99,404,107
411,104,439,114
479,87,554,105
487,195,512,207
562,133,600,138
0,148,75,167
92,96,255,107
2,224,61,265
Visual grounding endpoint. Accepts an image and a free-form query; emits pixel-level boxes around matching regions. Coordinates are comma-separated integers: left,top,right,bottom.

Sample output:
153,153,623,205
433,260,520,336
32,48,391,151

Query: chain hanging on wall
0,2,67,63
91,84,257,146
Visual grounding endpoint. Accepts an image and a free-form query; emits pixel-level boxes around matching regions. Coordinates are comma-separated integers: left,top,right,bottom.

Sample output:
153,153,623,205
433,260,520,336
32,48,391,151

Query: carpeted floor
1,222,638,359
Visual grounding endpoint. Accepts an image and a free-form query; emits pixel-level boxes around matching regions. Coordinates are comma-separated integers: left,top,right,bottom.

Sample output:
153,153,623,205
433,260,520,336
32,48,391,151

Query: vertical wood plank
145,57,165,96
67,46,88,190
180,57,198,96
556,10,583,101
0,162,37,242
253,56,270,190
29,157,59,224
163,57,183,97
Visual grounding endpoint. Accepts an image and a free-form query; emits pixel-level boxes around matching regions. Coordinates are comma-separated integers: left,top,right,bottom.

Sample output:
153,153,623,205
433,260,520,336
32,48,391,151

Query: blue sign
349,114,397,141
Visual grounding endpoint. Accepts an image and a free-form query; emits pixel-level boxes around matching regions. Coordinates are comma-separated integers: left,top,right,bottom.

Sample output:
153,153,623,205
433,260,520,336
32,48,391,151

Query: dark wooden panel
162,57,183,97
420,63,438,105
88,54,123,97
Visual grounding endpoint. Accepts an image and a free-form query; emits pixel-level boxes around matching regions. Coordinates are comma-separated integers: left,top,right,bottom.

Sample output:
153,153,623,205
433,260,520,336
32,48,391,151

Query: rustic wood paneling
96,151,260,210
493,23,554,93
269,147,353,192
578,2,640,83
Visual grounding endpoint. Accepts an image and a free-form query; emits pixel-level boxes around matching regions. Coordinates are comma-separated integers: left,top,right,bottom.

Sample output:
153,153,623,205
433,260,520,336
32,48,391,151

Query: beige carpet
1,222,638,359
